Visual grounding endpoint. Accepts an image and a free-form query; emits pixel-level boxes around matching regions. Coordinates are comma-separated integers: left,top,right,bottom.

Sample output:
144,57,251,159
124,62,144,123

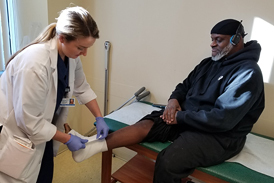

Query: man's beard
212,43,233,61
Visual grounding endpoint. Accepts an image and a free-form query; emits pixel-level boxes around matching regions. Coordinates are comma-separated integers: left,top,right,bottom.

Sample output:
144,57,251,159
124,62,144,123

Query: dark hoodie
170,41,265,138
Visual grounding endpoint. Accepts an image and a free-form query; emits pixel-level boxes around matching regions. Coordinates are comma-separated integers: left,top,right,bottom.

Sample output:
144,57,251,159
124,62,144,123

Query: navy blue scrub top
55,54,69,113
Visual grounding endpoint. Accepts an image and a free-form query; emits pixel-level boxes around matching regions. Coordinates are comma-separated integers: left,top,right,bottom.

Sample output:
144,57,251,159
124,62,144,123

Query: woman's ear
58,34,65,43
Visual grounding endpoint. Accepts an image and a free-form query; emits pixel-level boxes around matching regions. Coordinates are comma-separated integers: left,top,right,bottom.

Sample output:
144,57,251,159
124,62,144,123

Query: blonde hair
6,6,99,66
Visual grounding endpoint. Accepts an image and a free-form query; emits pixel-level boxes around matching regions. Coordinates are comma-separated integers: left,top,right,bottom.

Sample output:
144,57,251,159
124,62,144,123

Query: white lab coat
0,37,97,183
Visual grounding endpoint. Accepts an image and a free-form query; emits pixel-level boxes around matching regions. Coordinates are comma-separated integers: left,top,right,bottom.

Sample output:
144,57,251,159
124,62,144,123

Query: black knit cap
211,19,246,37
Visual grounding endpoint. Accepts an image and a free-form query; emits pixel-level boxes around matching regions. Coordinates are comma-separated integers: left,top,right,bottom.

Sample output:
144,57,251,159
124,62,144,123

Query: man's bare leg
106,119,154,150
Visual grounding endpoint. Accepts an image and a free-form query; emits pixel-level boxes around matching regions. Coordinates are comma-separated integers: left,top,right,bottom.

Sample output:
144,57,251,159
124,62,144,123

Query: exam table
100,102,274,183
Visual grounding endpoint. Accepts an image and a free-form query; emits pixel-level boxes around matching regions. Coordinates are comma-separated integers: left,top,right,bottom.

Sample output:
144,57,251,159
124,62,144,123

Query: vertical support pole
104,41,111,116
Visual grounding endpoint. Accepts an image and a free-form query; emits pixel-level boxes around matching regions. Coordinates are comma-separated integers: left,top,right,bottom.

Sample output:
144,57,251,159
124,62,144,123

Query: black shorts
140,110,184,143
139,110,245,159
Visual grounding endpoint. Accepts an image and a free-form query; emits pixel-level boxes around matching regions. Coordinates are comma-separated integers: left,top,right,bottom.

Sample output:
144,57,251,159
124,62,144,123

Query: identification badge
60,98,75,107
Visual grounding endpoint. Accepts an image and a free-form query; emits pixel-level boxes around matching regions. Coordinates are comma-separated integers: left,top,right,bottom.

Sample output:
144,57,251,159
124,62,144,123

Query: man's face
210,34,233,61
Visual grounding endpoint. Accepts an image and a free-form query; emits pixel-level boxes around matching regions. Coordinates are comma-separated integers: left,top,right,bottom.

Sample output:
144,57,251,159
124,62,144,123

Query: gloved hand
64,134,88,151
96,117,109,140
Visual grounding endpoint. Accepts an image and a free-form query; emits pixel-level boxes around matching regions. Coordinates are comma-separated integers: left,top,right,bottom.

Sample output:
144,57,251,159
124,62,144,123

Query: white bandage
68,130,108,163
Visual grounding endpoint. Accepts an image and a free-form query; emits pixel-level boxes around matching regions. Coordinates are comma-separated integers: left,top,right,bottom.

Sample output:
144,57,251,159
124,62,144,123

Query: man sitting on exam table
67,19,265,183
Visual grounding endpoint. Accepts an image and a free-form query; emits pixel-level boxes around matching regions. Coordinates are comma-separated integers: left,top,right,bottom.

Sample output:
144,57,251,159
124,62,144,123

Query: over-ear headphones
230,20,243,46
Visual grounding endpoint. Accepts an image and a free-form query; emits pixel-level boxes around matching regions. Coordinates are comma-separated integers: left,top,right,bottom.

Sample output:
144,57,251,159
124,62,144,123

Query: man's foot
64,125,108,163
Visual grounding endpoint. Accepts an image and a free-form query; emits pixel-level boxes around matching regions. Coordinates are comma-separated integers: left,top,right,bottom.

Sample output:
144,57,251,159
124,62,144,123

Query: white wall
46,0,274,137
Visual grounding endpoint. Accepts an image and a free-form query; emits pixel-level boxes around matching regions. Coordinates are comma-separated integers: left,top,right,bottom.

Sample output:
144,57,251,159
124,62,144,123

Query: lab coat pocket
0,135,36,179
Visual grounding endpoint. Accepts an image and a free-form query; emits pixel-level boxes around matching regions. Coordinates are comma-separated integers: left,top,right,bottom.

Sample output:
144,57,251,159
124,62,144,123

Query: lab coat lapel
68,58,76,97
49,37,58,99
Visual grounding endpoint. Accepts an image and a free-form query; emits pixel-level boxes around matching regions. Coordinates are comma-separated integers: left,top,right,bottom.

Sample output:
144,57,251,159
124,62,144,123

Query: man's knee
154,146,195,182
134,119,154,131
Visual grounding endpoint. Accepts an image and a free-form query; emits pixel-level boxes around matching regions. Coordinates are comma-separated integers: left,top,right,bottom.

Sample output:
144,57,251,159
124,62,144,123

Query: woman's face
58,35,96,59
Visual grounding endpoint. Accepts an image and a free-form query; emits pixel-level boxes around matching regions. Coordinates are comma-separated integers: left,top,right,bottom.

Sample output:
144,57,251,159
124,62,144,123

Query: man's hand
161,99,181,125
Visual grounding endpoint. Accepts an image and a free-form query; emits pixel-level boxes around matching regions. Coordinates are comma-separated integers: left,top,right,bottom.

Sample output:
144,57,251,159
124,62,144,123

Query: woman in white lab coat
0,6,109,183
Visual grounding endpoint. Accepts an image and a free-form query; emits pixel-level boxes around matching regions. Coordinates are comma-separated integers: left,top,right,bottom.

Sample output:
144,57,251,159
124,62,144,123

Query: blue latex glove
64,134,88,151
96,117,109,140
